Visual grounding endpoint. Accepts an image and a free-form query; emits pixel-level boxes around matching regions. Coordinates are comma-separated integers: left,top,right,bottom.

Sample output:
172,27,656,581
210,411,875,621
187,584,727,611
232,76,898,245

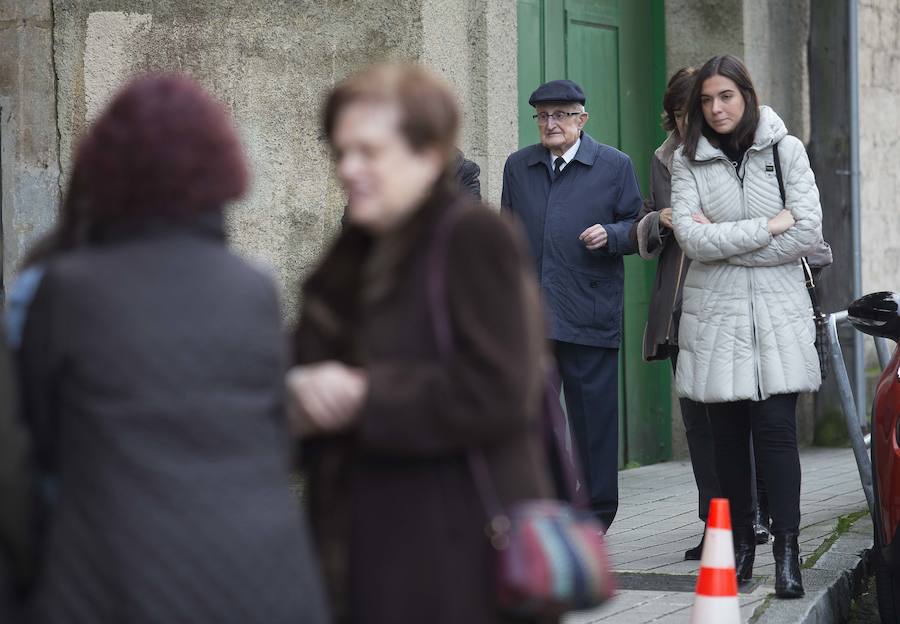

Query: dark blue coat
501,132,642,348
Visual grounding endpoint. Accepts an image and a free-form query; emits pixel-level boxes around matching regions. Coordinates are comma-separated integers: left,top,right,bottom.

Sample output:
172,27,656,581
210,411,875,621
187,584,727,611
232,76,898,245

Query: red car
848,291,900,621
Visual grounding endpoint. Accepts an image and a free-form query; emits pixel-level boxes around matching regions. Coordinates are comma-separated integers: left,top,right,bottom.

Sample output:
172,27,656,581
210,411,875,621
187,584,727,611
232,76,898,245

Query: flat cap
528,79,586,106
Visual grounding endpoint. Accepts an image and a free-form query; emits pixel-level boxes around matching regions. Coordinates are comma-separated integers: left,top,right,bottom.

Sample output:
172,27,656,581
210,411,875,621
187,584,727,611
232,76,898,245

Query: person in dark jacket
454,149,482,198
501,79,641,529
7,75,327,624
629,67,721,560
287,63,554,624
0,324,32,621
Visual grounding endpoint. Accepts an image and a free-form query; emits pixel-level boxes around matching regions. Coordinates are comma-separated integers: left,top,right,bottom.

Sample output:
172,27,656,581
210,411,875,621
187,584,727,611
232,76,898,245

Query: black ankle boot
773,531,804,598
684,529,705,561
733,526,756,582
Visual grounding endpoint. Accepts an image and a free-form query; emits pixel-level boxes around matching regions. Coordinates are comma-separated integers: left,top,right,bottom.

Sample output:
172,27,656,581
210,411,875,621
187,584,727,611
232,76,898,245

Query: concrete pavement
564,447,871,623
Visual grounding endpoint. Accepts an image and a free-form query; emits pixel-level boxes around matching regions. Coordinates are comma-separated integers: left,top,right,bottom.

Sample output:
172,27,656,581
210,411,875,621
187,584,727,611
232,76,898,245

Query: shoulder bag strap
426,204,585,524
426,203,508,524
772,141,787,206
772,143,824,318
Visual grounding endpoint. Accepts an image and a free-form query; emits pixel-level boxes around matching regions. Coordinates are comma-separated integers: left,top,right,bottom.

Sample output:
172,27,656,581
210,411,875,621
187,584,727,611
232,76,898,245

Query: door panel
517,0,543,148
565,19,620,147
618,0,672,466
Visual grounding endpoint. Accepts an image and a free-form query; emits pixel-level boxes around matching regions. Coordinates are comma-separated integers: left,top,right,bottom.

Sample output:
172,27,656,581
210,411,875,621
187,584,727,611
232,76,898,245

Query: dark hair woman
6,75,327,623
681,55,761,162
630,67,722,562
671,55,823,598
288,63,553,624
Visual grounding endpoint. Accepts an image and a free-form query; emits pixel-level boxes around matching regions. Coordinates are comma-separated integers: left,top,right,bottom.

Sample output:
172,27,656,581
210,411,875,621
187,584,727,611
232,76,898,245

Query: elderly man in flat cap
501,79,641,529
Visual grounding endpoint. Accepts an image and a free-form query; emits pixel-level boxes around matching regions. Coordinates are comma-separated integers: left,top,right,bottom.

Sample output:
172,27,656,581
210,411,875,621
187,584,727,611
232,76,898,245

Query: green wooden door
565,1,620,147
517,0,544,149
516,0,671,467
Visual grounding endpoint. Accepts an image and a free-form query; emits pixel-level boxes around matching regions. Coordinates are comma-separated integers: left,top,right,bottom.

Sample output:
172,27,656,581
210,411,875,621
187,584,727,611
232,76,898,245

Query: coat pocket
591,276,623,330
557,268,622,331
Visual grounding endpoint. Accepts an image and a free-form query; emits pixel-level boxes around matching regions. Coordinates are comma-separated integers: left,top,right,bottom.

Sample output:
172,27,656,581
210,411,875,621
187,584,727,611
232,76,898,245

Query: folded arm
671,155,772,263
727,139,823,267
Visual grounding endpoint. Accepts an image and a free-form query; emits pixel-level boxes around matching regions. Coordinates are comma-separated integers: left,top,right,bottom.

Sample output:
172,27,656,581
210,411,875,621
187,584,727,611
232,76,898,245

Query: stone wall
859,0,900,297
665,0,810,141
743,0,810,143
1,0,517,317
665,0,743,79
0,0,60,299
420,0,518,206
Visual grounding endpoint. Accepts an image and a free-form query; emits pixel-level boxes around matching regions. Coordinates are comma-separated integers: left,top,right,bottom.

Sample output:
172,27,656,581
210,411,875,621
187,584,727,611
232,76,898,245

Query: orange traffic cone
689,498,742,624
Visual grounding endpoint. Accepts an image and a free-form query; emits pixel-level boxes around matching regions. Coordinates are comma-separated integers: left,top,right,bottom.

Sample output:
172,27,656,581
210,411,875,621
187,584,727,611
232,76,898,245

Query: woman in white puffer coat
671,55,822,599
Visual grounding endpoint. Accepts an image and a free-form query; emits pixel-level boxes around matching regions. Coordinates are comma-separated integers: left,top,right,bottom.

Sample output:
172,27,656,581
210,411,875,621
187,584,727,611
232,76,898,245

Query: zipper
713,148,765,399
703,142,764,171
741,150,764,399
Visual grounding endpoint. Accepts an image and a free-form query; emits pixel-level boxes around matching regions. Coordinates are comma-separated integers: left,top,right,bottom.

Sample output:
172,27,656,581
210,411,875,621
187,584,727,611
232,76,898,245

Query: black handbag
772,142,830,381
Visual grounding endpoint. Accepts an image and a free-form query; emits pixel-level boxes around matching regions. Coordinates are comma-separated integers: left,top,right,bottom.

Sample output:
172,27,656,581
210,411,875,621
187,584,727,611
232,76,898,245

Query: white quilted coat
671,106,823,403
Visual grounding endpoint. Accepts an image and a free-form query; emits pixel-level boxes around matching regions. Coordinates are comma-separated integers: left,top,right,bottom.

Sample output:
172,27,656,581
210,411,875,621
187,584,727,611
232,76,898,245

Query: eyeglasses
532,111,582,124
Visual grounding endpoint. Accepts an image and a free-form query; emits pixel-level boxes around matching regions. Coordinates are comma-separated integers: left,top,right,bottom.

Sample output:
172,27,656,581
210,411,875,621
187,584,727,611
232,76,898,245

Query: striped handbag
427,203,616,617
466,385,616,617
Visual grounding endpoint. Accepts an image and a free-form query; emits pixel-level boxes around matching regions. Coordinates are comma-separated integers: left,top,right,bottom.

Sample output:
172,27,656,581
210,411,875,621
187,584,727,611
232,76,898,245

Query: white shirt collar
550,138,581,172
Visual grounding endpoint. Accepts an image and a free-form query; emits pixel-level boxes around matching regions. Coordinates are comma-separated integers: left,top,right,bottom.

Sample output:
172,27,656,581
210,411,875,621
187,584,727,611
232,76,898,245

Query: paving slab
564,447,871,624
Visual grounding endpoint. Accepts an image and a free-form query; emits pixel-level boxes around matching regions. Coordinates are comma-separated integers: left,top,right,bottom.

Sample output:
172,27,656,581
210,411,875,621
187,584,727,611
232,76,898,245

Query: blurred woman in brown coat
288,64,553,624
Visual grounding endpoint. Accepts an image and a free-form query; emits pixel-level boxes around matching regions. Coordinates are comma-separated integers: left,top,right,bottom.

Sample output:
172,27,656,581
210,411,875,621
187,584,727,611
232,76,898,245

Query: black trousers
670,350,720,522
706,393,801,533
750,438,768,520
552,341,618,528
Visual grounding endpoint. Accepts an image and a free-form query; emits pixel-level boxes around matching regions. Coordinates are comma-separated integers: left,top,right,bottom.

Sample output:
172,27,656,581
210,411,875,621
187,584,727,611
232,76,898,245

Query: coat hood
693,105,788,162
654,132,681,174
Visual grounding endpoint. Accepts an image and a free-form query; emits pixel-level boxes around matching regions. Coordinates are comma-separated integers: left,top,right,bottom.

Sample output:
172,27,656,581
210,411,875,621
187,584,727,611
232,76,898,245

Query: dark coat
14,213,328,624
294,190,554,624
629,136,692,361
501,132,642,348
455,150,482,199
0,325,31,620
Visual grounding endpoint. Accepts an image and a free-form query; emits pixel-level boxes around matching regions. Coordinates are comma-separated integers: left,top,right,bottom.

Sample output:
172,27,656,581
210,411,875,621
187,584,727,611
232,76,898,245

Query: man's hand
285,362,368,437
659,207,673,229
579,224,608,250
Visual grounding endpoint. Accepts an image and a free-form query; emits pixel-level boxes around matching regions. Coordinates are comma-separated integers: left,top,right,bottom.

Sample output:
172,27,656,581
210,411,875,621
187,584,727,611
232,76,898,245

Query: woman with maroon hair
6,75,327,623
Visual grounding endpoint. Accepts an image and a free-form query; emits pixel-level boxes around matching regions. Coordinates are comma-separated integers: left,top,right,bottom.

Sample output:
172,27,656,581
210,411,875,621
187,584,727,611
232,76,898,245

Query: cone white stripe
689,595,742,624
699,527,736,569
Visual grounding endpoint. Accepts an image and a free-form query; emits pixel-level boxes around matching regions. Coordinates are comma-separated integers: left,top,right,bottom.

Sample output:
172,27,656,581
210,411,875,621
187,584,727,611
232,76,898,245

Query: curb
752,513,872,624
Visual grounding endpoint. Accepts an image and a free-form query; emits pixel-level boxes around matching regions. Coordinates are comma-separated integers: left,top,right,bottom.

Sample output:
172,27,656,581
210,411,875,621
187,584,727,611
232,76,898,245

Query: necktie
554,156,565,176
